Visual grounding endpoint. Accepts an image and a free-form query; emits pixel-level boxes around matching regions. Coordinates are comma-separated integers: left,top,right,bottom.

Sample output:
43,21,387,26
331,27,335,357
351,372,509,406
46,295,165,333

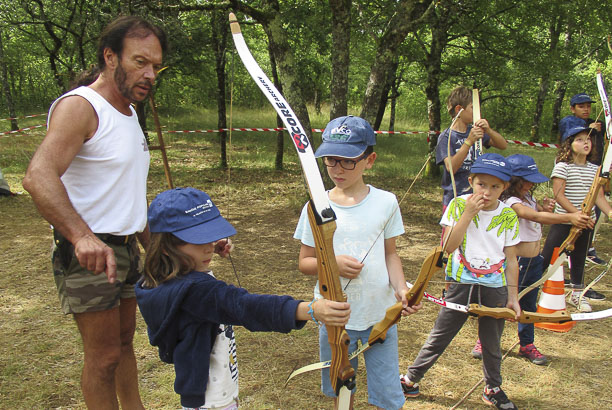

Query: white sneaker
569,291,592,312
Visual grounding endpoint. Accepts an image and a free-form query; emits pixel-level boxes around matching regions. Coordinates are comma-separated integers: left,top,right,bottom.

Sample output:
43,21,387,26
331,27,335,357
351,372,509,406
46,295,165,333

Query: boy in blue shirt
294,116,419,410
436,86,507,207
401,153,520,410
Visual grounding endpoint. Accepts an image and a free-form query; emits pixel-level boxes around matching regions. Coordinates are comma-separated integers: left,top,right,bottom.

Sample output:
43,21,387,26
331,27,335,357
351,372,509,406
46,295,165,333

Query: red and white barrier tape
0,122,560,149
166,127,435,135
506,139,560,149
0,124,45,137
0,113,46,122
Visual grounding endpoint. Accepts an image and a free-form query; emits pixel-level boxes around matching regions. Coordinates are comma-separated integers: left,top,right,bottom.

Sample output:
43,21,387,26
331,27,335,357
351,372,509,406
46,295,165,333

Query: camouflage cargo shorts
52,231,142,314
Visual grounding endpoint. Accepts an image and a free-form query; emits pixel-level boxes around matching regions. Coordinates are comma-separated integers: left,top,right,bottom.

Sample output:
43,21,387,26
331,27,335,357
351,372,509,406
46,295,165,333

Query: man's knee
84,345,122,378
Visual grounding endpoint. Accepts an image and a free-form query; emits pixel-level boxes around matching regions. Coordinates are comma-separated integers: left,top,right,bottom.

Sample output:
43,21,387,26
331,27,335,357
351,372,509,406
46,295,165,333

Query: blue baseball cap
506,154,548,183
570,93,595,106
559,116,589,142
148,187,236,244
315,116,376,158
470,153,511,181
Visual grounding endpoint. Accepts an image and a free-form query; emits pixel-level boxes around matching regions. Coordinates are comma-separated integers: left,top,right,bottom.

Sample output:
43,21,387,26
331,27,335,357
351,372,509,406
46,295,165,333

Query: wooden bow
410,282,612,323
228,13,354,404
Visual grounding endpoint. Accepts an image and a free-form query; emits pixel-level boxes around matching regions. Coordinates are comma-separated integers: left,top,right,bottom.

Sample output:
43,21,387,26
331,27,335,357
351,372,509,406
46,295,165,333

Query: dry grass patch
1,128,610,409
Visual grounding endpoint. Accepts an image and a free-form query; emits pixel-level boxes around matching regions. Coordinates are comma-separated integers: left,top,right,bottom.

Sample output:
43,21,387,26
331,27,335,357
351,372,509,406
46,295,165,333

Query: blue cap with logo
148,187,236,244
470,153,512,181
315,115,376,159
570,93,595,106
506,154,548,183
559,116,589,142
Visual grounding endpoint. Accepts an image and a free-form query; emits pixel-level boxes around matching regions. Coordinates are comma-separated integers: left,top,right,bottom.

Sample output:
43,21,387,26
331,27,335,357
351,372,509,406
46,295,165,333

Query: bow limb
366,246,444,347
517,251,567,301
410,284,612,323
284,246,444,383
228,13,355,400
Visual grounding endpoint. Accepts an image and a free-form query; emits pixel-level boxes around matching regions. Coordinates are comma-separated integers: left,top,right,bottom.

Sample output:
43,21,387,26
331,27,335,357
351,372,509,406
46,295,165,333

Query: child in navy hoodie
136,187,350,409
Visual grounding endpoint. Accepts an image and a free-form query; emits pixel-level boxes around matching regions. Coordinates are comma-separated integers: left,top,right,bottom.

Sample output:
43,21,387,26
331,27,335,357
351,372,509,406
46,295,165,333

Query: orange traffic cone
534,247,576,332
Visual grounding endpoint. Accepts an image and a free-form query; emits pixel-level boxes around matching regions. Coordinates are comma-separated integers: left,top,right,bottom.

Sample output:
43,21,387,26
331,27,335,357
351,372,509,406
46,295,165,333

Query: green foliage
0,0,610,142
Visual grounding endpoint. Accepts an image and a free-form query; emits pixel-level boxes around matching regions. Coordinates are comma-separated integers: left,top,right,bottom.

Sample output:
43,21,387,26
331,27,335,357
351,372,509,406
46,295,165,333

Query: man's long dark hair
70,16,167,89
97,15,167,70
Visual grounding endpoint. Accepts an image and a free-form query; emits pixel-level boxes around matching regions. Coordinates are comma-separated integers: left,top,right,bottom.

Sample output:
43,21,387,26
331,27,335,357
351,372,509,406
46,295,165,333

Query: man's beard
114,60,149,102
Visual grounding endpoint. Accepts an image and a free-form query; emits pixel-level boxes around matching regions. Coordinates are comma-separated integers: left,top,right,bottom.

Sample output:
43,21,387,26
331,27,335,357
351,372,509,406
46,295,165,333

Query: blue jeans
517,255,544,346
319,324,404,410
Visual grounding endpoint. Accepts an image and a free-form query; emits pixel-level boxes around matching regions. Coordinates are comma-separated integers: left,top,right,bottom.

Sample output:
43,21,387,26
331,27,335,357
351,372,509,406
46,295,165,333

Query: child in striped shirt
541,116,612,312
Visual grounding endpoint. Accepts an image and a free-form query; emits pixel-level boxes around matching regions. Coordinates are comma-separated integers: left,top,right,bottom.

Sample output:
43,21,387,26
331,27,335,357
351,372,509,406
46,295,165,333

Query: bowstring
343,109,464,292
226,46,241,287
342,151,433,291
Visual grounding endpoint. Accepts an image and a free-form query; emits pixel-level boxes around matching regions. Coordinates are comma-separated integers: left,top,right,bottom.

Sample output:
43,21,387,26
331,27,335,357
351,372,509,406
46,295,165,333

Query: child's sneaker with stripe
399,374,419,397
482,385,517,409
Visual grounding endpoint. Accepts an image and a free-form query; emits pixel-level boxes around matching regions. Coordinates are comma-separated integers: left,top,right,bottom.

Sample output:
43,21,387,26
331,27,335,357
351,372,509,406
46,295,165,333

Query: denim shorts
319,324,404,410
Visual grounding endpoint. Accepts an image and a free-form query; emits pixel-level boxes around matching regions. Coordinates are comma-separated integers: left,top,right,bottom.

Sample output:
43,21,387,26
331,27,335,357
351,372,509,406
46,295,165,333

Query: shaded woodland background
0,1,611,172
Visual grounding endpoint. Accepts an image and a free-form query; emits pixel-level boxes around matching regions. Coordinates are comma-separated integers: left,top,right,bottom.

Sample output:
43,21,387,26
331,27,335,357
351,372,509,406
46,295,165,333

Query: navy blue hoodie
135,271,306,407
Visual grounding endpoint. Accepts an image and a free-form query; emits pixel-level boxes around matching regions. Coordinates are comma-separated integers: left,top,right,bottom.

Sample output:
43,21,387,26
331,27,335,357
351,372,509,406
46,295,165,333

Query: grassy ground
0,108,610,409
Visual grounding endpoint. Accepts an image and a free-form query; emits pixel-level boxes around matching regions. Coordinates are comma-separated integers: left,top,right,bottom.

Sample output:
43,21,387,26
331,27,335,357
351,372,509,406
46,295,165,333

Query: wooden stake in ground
472,88,483,156
149,93,174,189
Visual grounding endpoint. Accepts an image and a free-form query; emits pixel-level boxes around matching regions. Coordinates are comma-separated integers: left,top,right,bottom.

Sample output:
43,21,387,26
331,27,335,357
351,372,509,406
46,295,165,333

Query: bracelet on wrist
464,140,473,147
307,298,320,325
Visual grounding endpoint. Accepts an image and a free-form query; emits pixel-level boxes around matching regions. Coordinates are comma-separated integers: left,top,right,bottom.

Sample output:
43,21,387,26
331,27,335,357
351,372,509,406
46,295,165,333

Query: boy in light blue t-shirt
294,116,420,410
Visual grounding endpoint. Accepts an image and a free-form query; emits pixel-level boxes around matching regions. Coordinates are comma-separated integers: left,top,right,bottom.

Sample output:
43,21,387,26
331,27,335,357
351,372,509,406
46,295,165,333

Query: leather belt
94,233,134,246
52,230,133,246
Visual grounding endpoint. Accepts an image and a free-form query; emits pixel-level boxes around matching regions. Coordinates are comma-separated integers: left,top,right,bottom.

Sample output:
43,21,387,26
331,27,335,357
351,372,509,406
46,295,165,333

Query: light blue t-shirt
294,185,404,331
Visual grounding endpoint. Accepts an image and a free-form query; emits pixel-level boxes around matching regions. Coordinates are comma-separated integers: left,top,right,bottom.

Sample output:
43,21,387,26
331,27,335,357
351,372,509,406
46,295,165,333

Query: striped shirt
551,161,598,221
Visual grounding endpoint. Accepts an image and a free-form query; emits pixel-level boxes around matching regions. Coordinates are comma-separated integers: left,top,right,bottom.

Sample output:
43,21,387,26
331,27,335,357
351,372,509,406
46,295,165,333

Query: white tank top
49,86,150,235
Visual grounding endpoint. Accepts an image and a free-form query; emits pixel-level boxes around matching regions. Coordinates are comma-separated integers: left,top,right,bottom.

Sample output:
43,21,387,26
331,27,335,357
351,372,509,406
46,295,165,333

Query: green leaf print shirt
441,194,520,287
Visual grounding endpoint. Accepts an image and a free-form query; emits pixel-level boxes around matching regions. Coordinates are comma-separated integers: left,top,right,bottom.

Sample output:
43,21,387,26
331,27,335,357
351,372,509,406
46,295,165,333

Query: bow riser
306,203,355,393
468,304,571,323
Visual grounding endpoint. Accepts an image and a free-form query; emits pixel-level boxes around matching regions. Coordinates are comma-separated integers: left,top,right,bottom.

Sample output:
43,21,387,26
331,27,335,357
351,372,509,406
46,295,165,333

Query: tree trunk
530,74,550,142
550,79,567,141
268,44,285,170
212,11,229,169
423,14,448,178
530,15,562,142
262,5,313,143
0,30,18,131
329,0,351,120
373,56,398,130
360,0,432,125
389,91,397,131
551,30,572,141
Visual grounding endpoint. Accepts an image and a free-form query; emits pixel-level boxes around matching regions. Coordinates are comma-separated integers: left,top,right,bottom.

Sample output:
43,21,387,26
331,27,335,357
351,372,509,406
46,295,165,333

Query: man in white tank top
23,16,166,409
